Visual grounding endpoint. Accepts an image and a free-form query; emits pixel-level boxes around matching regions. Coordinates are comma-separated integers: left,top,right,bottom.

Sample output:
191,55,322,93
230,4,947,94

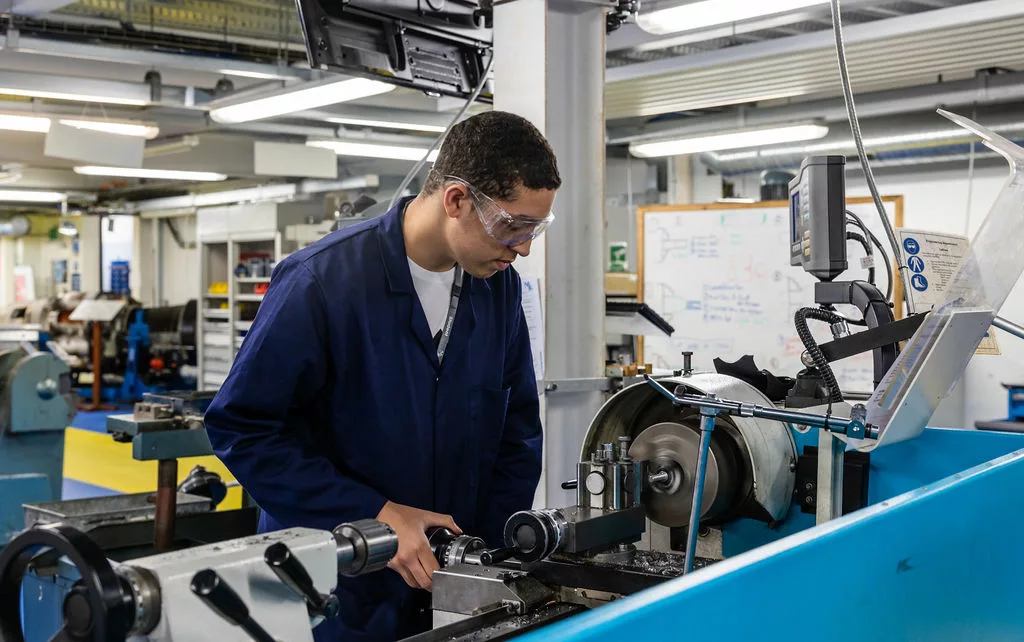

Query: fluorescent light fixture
326,116,447,133
638,0,829,35
0,114,51,133
209,78,396,124
0,88,147,106
61,120,160,140
307,139,439,162
73,166,228,181
0,189,66,203
629,123,829,158
218,68,292,80
0,114,158,138
709,121,1024,163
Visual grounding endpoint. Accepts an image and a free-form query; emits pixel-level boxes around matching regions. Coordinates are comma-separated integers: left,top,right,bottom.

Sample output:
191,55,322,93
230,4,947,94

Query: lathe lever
264,542,340,619
561,479,578,490
190,569,278,642
479,547,518,565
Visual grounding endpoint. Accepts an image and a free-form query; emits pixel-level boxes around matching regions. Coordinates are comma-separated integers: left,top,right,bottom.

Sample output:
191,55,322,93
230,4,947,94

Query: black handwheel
0,524,132,642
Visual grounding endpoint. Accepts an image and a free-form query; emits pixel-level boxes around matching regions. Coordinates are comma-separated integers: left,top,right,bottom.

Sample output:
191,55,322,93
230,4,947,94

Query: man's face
443,182,557,279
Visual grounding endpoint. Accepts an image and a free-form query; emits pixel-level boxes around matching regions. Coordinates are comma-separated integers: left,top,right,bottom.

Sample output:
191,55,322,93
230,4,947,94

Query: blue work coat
204,198,543,641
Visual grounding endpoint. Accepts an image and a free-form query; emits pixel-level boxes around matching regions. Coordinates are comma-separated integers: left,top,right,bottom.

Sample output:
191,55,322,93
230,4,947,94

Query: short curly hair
422,111,561,201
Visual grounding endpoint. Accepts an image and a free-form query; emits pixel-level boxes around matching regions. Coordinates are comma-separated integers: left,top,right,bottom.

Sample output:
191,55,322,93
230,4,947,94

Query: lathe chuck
629,420,742,528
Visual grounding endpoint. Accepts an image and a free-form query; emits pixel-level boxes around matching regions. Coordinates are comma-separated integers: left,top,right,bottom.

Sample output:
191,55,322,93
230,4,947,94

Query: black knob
560,479,578,490
264,543,338,619
190,569,276,642
63,586,94,639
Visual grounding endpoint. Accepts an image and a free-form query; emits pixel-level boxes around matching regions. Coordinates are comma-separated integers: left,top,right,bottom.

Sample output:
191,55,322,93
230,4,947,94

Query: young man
204,111,561,641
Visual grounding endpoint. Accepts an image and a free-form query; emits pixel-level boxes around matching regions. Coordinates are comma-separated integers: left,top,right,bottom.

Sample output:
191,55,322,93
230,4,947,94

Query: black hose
846,231,874,286
794,307,845,403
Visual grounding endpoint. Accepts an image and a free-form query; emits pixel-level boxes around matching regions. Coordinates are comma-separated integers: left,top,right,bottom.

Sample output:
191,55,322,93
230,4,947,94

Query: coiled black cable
794,307,845,404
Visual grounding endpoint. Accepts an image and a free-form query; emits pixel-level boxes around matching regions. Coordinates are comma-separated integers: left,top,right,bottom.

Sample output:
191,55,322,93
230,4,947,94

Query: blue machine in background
0,340,75,547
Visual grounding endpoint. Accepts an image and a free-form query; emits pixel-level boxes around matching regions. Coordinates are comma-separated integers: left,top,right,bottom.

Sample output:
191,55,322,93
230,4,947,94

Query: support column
495,0,607,507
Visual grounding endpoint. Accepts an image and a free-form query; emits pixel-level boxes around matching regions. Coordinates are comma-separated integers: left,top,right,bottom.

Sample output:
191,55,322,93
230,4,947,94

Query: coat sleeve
204,259,387,532
479,278,544,546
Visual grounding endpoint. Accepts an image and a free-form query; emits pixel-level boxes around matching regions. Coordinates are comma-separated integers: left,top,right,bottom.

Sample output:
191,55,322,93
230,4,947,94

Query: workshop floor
62,409,243,509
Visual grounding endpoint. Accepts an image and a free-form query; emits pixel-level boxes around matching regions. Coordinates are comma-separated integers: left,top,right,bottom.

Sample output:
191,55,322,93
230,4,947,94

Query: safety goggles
445,175,555,247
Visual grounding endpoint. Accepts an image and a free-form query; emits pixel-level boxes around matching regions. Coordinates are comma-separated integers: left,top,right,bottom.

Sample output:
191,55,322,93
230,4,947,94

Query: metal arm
994,316,1024,341
642,376,879,440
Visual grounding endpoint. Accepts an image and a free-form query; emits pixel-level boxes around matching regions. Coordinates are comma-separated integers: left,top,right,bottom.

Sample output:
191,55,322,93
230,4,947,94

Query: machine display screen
790,191,801,244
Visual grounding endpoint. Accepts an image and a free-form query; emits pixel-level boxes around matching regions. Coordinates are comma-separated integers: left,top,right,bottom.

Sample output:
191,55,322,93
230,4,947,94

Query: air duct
0,216,31,236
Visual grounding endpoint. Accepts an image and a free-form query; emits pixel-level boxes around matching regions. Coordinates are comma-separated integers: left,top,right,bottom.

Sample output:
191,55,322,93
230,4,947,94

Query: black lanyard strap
435,265,464,364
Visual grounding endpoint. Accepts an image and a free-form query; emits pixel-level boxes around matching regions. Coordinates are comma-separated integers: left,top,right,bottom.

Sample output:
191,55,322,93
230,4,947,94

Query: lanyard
435,265,464,364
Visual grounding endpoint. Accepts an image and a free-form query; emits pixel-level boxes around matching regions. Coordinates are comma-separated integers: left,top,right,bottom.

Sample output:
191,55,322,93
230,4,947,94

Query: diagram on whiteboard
642,201,899,394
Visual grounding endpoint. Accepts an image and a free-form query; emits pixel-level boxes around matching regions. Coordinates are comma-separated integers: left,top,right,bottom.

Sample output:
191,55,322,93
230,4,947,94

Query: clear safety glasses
445,175,555,247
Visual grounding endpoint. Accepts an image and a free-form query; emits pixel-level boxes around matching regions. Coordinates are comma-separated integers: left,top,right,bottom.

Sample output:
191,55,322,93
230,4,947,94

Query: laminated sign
897,228,1000,355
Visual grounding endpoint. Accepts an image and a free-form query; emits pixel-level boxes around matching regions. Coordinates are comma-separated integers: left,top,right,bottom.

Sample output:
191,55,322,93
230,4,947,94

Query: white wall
159,216,199,306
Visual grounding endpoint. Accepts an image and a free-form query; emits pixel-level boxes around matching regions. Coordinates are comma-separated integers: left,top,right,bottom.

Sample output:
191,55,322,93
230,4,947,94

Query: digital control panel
788,155,848,281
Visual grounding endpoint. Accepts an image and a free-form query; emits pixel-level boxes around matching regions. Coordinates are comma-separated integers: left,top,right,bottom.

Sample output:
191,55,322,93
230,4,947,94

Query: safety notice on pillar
897,228,1000,355
521,276,546,379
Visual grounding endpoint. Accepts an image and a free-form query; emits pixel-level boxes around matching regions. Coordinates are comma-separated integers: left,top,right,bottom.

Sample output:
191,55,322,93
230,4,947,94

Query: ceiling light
0,114,51,133
209,78,396,124
0,189,67,203
638,0,829,35
73,166,228,181
325,116,447,133
0,88,146,106
218,69,292,80
307,139,439,162
629,123,829,158
61,120,160,140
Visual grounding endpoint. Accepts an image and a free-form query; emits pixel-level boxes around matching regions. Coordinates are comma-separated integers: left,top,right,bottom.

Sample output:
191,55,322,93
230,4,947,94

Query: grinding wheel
629,421,721,528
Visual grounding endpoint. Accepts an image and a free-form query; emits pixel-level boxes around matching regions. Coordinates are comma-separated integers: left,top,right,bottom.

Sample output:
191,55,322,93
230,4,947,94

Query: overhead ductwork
605,0,1024,120
0,216,30,237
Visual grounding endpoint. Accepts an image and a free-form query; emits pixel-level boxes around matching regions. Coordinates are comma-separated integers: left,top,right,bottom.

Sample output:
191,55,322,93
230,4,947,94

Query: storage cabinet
196,201,319,390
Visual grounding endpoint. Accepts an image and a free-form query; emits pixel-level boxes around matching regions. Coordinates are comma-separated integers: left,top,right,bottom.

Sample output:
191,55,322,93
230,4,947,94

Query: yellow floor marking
63,427,242,510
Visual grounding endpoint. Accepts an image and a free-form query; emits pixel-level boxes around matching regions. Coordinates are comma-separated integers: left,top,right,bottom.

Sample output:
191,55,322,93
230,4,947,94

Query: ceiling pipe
0,215,30,236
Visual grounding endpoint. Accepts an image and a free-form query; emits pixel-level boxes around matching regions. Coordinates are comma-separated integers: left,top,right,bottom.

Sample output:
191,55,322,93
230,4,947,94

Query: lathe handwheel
0,524,131,642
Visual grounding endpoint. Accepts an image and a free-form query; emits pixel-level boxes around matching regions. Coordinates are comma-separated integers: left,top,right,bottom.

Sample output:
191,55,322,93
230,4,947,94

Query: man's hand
376,501,461,591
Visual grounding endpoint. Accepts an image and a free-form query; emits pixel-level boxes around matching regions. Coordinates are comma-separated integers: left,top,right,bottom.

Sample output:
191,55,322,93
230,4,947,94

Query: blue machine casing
0,349,74,546
522,426,1024,642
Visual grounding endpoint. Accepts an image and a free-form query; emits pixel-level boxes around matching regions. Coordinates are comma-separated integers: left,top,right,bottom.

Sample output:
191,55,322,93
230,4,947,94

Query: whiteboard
639,197,903,395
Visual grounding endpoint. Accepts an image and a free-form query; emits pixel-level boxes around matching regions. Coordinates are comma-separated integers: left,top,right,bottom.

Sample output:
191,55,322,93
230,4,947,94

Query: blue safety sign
903,237,920,255
911,274,929,292
908,256,925,273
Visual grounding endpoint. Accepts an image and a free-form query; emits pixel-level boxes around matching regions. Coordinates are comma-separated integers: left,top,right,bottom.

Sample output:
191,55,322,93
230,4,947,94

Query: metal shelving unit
195,201,313,390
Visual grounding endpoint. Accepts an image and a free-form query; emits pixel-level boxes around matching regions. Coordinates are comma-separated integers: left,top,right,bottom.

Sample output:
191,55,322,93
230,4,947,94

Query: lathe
4,111,1024,641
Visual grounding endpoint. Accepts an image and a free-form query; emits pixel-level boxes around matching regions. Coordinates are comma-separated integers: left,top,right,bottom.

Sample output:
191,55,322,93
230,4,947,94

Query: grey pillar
494,0,607,507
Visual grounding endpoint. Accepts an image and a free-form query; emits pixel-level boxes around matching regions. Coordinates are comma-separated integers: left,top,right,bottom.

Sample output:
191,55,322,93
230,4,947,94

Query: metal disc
629,421,720,528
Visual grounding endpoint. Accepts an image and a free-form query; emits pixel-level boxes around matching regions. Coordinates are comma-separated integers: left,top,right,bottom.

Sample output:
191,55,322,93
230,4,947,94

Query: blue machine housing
523,426,1024,641
0,348,75,546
